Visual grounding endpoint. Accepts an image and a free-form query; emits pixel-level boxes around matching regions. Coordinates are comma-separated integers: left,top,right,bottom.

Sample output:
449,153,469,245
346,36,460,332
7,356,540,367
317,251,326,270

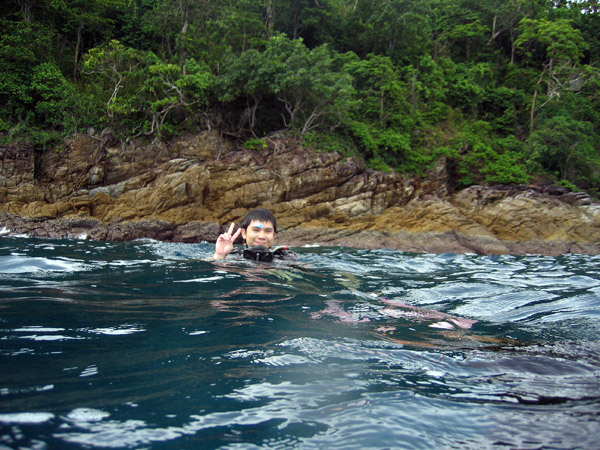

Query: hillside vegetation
1,0,599,193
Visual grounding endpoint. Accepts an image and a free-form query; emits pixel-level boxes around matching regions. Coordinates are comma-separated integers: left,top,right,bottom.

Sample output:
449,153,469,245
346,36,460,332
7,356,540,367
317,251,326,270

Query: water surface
1,237,599,449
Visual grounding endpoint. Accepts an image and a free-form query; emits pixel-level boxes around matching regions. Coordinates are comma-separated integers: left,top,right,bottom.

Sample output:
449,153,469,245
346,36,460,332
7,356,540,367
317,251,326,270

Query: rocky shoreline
1,132,599,256
2,213,598,256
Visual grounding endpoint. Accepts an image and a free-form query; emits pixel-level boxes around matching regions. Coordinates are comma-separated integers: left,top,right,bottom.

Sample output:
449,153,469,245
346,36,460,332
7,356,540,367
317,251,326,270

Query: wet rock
1,132,599,256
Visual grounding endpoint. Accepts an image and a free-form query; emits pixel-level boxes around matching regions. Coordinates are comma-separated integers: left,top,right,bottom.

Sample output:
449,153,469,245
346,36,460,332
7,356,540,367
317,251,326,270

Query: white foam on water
18,334,86,341
0,412,55,424
188,330,208,335
65,408,110,423
176,275,224,283
14,326,66,333
79,365,98,377
0,255,86,273
86,325,146,335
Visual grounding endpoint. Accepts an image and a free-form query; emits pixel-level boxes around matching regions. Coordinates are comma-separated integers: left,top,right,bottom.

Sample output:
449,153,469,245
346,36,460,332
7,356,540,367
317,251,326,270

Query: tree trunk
20,0,33,22
530,64,549,134
263,0,275,39
74,21,84,79
179,0,190,71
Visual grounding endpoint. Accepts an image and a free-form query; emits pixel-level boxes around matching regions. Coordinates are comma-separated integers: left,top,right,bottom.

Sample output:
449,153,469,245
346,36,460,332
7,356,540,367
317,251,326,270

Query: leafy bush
527,115,600,188
83,41,214,140
242,138,267,151
30,63,75,129
367,156,392,173
303,131,358,157
448,121,530,187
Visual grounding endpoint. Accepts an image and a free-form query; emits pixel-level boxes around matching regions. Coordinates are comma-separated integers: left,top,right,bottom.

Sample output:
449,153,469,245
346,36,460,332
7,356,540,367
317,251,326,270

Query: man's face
241,220,276,248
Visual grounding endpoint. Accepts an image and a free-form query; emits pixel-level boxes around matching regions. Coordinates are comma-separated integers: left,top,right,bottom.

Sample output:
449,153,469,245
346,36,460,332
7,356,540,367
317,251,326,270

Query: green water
0,237,599,449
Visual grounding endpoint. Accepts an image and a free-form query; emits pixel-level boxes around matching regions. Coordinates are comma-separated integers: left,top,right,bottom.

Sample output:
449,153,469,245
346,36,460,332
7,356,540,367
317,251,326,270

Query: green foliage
303,131,359,157
141,57,213,137
0,19,54,121
480,86,524,134
345,0,432,64
366,156,393,173
556,179,579,192
449,121,530,187
30,63,74,128
82,40,151,132
482,149,530,185
516,18,588,65
242,138,268,151
217,34,356,136
83,40,213,139
344,53,411,125
1,0,599,193
527,115,600,188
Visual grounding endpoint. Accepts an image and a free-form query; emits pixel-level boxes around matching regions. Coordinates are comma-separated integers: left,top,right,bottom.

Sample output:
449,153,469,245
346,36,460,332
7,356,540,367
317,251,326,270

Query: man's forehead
248,220,274,229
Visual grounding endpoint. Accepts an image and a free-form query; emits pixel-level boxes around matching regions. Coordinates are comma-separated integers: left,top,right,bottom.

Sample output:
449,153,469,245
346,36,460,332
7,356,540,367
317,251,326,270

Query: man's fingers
217,225,240,242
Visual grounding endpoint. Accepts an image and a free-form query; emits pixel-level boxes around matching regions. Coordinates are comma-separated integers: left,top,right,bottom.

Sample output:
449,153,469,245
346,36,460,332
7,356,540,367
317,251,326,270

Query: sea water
0,236,599,449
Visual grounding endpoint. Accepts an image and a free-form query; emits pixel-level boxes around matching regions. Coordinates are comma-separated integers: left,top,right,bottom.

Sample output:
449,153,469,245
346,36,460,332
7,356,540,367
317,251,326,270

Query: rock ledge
1,133,599,255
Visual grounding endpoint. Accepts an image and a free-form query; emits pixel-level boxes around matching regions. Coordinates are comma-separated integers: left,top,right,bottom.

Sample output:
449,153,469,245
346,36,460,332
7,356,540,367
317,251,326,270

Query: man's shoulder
272,246,296,260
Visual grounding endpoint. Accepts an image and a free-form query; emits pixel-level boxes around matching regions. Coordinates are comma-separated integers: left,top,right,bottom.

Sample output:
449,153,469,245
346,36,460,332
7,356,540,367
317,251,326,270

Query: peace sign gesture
213,222,242,259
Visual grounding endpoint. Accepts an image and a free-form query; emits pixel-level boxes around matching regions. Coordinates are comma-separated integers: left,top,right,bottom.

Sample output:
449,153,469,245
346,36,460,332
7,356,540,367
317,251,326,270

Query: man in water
213,208,292,261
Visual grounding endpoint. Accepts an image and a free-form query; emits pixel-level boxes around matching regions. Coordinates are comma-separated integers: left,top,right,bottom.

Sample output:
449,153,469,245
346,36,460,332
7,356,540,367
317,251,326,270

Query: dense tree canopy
1,0,599,193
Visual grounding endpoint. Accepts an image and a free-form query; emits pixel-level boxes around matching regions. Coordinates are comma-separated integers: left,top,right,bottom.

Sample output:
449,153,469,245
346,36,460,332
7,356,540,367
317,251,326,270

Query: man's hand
213,222,242,259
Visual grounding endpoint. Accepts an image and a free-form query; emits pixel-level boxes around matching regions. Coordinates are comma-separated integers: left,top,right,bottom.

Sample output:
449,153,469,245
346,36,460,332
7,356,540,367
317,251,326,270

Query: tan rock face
0,133,599,255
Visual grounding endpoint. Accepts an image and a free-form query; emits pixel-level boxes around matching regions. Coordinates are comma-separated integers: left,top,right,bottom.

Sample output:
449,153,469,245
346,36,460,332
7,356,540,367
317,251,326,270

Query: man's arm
213,222,242,259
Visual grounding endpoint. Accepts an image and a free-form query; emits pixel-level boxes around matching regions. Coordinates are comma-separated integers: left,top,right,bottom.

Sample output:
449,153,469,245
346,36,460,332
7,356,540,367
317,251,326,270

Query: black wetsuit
231,245,295,262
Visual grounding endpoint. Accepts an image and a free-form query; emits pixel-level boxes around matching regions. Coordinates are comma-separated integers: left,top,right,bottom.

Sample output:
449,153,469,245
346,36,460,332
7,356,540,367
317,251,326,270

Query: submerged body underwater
0,237,599,449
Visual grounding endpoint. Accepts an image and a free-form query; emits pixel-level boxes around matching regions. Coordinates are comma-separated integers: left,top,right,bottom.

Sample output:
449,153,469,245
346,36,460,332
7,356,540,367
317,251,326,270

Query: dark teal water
0,237,599,449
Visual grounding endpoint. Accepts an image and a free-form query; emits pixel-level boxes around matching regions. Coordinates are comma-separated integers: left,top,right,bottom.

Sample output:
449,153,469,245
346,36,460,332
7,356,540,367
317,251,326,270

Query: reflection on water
0,237,599,449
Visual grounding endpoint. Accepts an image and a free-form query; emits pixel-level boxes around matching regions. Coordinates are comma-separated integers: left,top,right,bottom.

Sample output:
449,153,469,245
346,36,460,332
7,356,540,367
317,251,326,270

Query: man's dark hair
241,208,277,232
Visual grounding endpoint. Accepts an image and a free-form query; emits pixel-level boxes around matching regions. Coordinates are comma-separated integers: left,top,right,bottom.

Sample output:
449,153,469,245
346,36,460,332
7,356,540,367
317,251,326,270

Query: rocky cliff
1,132,599,255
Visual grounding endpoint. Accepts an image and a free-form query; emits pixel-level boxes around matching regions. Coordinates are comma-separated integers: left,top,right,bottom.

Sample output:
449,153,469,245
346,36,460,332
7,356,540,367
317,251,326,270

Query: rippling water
0,237,599,449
